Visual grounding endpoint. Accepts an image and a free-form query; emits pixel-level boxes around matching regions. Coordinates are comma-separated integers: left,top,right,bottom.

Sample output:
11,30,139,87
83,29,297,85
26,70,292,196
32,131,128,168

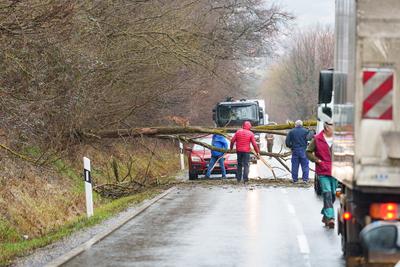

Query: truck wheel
341,223,348,256
342,219,362,257
314,174,322,195
343,241,362,258
188,170,198,180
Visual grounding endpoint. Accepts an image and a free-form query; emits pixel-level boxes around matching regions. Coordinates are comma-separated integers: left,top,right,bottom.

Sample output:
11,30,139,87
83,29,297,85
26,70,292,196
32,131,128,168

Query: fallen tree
2,121,315,163
74,120,316,140
90,121,316,196
1,121,316,197
73,121,314,174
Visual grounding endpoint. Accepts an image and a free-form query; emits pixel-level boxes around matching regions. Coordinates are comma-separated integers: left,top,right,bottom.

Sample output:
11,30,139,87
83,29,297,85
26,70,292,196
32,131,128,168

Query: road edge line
44,186,177,267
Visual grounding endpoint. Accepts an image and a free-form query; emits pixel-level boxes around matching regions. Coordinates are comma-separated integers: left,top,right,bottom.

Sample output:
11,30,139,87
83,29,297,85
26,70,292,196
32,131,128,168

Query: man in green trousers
306,120,337,229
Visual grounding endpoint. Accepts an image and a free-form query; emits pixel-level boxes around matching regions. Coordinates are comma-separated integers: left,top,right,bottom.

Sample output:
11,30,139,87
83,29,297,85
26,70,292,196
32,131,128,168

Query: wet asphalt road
63,185,344,267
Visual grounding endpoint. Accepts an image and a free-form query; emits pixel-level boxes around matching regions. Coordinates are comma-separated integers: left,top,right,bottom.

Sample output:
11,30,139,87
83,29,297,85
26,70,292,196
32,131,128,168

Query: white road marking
284,190,311,264
293,218,304,234
297,234,310,254
287,203,295,215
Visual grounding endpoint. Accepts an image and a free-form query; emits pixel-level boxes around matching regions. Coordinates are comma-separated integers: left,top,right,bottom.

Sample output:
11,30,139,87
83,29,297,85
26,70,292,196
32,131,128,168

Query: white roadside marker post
179,142,185,170
83,157,94,218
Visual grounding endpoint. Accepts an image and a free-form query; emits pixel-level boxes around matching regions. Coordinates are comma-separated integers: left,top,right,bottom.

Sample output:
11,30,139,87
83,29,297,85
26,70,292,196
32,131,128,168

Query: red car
187,136,237,180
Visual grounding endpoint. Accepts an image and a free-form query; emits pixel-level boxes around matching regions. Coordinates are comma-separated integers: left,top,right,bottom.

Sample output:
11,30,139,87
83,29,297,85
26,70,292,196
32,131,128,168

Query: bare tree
260,25,334,122
0,0,292,152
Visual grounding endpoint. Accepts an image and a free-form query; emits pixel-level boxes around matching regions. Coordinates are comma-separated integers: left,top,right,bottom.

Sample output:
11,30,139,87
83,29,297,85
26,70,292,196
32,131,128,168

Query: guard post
83,157,94,217
179,142,185,170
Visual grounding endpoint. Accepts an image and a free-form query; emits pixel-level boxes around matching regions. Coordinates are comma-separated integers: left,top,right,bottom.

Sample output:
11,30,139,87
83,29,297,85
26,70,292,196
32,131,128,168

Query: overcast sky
251,0,335,80
275,0,335,27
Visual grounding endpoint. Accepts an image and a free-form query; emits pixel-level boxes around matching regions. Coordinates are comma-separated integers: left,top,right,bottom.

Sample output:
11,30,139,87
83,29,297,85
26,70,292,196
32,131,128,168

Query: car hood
192,149,236,162
192,149,211,159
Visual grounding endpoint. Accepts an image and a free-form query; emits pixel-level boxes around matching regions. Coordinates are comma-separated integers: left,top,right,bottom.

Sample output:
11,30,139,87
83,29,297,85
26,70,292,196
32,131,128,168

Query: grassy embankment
0,139,180,266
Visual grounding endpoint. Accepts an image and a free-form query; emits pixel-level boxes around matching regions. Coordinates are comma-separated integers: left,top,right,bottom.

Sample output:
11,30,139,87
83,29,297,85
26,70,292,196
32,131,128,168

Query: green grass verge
0,187,164,266
52,158,83,193
0,220,21,244
24,146,82,190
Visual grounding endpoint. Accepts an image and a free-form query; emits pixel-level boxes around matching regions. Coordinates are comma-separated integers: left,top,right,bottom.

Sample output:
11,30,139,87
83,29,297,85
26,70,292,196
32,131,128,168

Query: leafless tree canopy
261,26,334,122
0,0,292,150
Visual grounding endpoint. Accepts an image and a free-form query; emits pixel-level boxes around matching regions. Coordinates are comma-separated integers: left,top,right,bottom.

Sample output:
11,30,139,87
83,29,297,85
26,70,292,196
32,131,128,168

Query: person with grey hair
295,120,303,127
285,120,312,183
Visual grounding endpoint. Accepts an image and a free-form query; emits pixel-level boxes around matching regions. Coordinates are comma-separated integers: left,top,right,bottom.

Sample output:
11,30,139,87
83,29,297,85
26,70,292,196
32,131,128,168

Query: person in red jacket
230,121,260,183
306,120,337,228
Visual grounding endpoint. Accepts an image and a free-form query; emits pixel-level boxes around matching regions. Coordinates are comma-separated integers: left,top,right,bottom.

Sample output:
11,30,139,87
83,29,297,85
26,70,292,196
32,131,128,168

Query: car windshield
192,138,212,151
217,104,258,121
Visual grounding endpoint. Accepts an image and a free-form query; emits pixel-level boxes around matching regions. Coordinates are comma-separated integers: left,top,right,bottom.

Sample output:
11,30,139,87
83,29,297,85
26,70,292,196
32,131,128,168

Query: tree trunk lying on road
75,120,316,140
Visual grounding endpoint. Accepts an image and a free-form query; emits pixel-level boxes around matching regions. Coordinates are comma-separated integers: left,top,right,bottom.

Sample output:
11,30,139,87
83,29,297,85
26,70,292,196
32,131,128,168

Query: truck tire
340,222,356,257
188,170,198,180
314,174,322,195
341,219,362,257
340,221,348,256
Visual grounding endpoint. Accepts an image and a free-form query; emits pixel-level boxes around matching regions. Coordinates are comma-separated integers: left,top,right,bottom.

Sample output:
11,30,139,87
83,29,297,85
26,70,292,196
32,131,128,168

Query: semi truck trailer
321,0,400,265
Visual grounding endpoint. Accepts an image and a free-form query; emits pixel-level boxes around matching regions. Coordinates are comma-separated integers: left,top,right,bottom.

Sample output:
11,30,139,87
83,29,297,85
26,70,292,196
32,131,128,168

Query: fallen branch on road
178,135,292,178
176,135,292,158
258,155,277,179
275,157,291,172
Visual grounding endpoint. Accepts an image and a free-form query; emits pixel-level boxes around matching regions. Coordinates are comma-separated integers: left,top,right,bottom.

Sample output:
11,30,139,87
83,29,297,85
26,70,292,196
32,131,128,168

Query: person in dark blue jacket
285,120,312,183
205,134,229,178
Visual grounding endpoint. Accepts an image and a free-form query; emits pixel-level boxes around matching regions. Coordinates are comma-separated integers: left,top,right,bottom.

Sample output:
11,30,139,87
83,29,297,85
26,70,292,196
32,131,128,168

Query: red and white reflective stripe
362,69,393,120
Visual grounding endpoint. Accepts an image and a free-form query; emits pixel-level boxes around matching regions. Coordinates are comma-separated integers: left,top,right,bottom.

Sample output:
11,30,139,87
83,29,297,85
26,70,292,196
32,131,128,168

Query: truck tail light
370,203,398,220
343,211,352,221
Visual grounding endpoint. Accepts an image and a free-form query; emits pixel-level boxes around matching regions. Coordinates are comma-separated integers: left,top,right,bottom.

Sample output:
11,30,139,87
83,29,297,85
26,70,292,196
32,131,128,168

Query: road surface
63,185,344,267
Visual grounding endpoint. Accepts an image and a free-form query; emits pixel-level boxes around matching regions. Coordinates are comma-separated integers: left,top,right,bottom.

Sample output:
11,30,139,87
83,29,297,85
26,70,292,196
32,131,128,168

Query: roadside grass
0,220,21,244
23,146,41,158
24,146,83,192
0,187,164,266
53,158,83,192
0,139,180,266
